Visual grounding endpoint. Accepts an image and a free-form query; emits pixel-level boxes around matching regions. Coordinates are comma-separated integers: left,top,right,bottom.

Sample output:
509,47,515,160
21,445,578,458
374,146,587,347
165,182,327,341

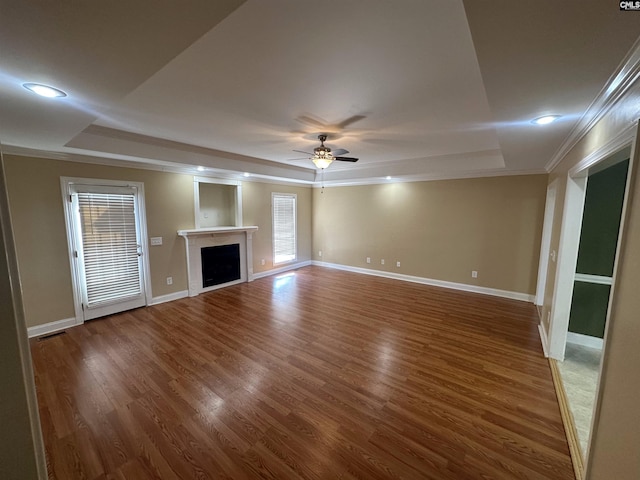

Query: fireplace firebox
201,244,241,288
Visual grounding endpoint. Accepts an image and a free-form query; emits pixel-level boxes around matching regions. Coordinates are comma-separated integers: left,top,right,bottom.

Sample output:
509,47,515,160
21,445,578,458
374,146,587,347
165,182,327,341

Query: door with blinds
68,183,147,321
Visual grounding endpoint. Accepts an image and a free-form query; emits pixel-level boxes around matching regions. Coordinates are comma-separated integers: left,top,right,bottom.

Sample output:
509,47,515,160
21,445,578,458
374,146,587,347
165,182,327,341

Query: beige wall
0,156,45,479
242,181,312,274
4,155,195,327
199,182,236,227
312,175,548,295
541,82,640,478
4,155,312,328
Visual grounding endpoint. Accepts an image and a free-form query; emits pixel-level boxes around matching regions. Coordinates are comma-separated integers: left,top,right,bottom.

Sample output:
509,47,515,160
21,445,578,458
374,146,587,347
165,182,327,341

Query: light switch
150,237,163,246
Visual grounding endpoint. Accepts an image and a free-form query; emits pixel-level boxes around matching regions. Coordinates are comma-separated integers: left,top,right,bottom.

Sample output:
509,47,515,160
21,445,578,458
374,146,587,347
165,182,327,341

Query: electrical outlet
471,270,478,278
366,257,371,264
381,259,385,265
150,237,163,246
261,259,265,266
396,261,401,267
166,276,173,285
319,250,322,257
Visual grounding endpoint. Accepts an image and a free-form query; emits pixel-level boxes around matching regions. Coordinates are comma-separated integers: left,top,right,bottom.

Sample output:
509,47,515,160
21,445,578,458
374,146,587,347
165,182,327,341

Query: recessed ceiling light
196,166,205,171
22,83,67,98
532,115,561,125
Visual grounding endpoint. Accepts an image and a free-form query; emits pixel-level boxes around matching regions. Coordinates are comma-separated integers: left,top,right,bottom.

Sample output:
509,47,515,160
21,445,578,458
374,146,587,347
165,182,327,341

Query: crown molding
567,124,635,177
3,144,546,189
1,145,314,186
313,167,547,188
545,37,640,173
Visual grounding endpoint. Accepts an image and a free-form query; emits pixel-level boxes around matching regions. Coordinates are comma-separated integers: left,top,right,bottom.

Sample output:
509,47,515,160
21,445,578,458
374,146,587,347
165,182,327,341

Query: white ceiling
2,0,640,185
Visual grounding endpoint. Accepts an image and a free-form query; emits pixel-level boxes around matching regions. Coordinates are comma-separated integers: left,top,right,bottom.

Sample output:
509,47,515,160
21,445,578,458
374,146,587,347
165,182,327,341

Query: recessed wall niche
194,177,243,228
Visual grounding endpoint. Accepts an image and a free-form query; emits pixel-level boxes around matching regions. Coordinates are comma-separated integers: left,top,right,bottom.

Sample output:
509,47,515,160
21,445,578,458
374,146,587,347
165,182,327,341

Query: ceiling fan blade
296,115,326,128
334,156,359,162
337,115,366,128
331,148,349,156
292,149,313,156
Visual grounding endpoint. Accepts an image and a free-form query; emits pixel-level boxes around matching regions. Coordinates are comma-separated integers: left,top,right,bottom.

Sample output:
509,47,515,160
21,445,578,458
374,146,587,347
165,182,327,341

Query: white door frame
547,174,588,360
546,126,636,360
535,179,558,306
61,177,152,325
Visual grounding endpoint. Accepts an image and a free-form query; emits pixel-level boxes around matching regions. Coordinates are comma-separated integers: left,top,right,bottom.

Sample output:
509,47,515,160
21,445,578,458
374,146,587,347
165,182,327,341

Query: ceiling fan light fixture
311,134,334,169
312,155,333,169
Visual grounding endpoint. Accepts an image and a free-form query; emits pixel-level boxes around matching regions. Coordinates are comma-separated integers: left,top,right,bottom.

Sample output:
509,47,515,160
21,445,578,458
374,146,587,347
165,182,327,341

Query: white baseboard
538,322,550,357
253,260,312,280
566,332,603,350
27,291,189,338
26,263,533,338
312,261,535,303
27,317,78,338
150,290,189,306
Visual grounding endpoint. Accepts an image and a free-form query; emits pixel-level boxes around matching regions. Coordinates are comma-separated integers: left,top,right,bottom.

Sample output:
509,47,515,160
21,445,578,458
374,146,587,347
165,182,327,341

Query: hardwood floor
31,266,574,479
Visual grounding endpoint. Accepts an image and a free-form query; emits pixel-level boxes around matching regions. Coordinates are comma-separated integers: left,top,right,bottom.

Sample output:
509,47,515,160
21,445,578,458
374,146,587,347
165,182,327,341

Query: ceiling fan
293,134,358,169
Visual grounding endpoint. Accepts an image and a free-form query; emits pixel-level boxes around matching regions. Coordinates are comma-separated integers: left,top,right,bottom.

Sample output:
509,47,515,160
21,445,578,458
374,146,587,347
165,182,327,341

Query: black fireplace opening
201,244,241,288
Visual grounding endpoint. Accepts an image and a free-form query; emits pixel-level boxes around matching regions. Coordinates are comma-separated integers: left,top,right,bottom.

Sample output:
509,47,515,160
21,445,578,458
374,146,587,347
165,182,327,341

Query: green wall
569,158,629,338
575,159,629,276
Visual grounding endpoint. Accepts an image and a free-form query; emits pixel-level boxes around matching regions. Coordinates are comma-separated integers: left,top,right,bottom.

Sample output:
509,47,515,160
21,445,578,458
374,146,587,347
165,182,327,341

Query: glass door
70,184,146,320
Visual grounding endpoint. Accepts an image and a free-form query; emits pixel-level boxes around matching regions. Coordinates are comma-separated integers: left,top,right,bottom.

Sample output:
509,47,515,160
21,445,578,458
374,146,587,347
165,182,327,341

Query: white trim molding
253,260,312,280
28,290,191,338
546,37,640,172
312,261,534,303
568,125,636,177
574,273,613,286
193,177,243,229
536,179,558,306
27,317,79,339
538,321,550,358
150,290,189,306
566,332,604,351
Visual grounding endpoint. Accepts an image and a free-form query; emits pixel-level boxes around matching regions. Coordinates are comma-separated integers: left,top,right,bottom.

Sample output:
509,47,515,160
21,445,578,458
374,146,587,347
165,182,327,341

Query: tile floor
557,342,602,456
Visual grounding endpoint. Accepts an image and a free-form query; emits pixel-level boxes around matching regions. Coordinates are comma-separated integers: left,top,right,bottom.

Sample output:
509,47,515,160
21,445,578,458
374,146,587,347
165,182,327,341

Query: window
272,193,296,264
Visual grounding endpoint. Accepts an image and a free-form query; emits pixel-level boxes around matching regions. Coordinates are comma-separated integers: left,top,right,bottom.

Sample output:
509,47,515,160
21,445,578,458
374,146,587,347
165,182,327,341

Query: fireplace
178,226,258,297
201,244,240,287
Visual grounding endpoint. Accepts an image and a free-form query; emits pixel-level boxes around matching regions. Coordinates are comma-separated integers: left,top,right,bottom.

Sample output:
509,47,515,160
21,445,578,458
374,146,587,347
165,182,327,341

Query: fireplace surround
177,226,258,297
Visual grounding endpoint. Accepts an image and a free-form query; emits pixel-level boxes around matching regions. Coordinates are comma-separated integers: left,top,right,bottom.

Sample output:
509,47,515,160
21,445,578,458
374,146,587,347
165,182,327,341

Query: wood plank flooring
31,266,574,479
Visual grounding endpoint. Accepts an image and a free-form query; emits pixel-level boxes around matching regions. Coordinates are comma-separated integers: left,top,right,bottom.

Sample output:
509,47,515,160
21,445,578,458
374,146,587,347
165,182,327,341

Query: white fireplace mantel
177,226,258,297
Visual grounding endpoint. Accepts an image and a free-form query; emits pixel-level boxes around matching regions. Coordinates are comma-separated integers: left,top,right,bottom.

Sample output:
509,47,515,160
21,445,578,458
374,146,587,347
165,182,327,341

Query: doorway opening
546,136,635,465
559,154,629,455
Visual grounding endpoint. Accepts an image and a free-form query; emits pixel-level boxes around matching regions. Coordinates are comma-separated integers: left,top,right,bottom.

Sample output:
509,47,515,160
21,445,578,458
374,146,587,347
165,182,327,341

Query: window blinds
77,192,142,307
272,194,296,264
